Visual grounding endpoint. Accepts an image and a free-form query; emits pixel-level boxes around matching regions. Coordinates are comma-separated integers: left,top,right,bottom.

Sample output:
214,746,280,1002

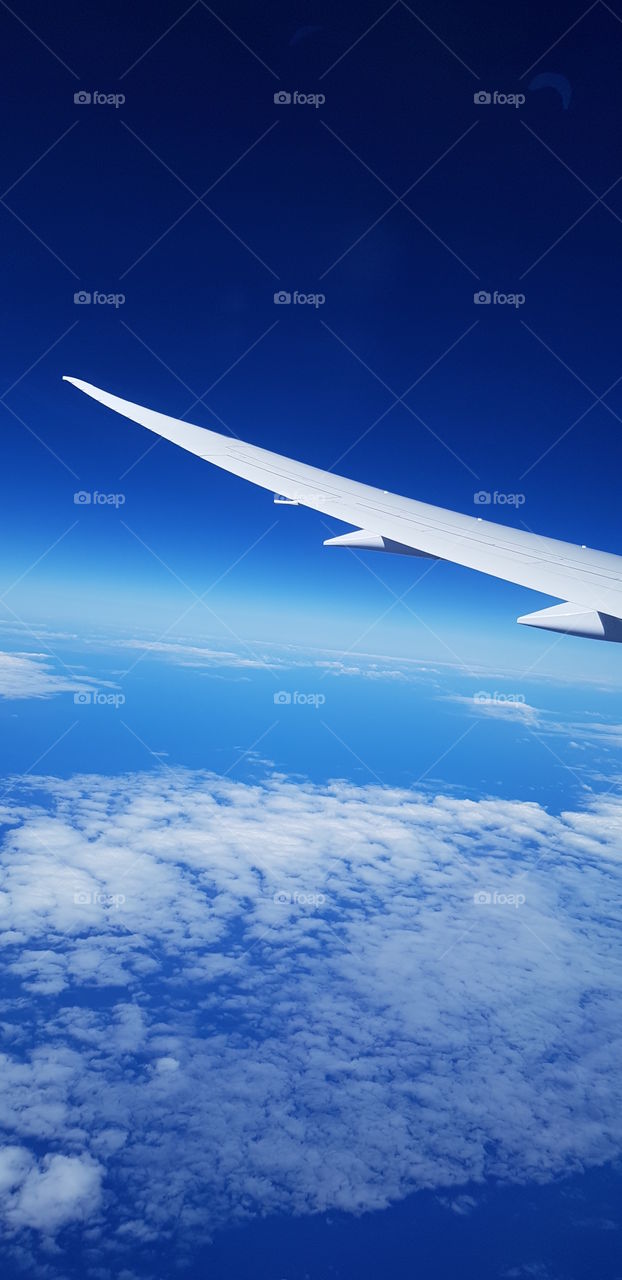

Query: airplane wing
63,376,622,642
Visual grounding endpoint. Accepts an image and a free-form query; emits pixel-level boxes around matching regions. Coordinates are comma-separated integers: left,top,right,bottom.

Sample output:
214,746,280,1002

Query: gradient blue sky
3,8,622,1279
2,0,622,680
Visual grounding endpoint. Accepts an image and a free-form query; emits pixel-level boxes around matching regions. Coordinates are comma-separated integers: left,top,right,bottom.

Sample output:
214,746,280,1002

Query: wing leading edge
63,376,622,641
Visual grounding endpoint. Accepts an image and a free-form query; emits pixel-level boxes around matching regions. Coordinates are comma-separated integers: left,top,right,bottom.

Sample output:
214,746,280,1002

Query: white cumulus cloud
0,769,621,1270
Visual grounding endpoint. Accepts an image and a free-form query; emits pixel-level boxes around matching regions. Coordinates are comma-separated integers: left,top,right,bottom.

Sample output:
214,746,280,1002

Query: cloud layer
0,769,621,1272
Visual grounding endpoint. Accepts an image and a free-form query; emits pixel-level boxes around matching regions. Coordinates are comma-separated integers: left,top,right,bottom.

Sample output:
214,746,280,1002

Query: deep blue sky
2,0,622,668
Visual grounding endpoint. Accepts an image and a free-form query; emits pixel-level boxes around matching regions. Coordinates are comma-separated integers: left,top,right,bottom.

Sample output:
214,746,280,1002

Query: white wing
64,376,622,642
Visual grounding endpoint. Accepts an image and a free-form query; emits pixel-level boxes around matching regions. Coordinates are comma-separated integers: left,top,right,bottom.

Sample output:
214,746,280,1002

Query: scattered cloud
0,652,97,702
502,1264,557,1280
438,1192,479,1216
113,635,441,683
445,692,541,723
0,769,621,1272
3,1150,103,1233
